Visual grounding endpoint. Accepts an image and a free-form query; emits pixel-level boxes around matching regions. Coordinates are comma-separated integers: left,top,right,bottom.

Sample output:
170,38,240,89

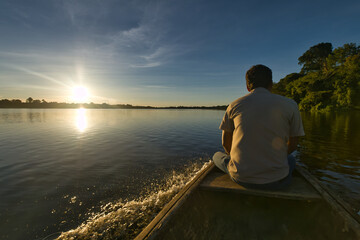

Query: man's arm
222,130,233,155
287,136,299,154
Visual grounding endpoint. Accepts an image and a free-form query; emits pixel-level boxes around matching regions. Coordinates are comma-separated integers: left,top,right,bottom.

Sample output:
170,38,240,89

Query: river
0,109,359,239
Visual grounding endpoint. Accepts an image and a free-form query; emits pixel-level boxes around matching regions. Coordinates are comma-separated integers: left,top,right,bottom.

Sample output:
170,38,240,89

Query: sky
0,0,359,106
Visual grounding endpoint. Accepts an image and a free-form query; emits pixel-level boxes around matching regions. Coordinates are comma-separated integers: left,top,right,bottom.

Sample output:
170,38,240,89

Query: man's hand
222,130,233,155
287,136,299,154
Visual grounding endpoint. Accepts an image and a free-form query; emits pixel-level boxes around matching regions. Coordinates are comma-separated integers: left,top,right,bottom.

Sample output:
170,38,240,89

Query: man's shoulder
228,92,298,112
271,93,298,108
228,93,251,108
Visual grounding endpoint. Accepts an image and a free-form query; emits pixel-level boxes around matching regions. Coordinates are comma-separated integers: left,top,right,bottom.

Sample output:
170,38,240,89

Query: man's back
220,87,304,184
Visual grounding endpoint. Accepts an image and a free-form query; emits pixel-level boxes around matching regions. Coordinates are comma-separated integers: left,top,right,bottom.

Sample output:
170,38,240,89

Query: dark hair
246,64,273,91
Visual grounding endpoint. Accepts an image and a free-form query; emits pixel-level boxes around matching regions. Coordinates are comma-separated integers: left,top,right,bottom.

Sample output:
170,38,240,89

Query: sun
72,86,90,103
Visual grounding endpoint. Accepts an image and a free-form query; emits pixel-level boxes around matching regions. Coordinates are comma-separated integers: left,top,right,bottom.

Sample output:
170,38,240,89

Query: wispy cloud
0,51,70,61
134,46,183,68
68,2,193,69
61,0,107,29
2,64,71,88
2,1,194,73
130,62,162,68
14,84,64,91
143,85,174,89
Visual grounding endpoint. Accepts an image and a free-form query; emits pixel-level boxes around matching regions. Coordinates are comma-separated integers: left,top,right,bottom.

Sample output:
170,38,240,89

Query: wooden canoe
135,162,360,239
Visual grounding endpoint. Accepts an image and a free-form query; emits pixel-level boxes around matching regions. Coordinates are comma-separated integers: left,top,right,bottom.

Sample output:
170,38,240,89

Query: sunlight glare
72,86,90,103
76,108,87,132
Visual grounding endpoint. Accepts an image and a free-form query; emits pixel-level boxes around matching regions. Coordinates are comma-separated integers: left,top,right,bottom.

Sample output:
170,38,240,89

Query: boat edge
296,164,360,238
134,162,215,240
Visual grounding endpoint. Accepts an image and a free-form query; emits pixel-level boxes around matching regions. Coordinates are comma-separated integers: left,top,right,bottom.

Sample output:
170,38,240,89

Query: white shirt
220,87,305,184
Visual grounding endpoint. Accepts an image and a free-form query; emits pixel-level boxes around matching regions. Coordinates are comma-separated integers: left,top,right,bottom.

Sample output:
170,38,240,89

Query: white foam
57,161,210,240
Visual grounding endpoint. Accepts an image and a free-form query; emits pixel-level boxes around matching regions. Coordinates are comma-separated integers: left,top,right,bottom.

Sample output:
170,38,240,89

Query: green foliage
326,43,360,69
272,73,303,97
298,42,333,73
274,42,360,111
299,91,333,112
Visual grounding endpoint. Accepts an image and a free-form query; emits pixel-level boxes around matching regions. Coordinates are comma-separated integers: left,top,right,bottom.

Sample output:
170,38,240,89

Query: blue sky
0,0,359,106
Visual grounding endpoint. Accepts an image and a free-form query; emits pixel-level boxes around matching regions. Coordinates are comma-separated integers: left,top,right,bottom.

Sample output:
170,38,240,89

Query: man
213,64,305,190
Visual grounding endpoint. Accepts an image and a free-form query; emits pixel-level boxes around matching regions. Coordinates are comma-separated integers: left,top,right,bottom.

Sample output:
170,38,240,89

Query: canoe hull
135,162,360,239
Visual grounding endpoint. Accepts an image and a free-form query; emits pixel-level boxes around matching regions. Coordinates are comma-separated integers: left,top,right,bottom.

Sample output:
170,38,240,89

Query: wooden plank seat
199,167,322,201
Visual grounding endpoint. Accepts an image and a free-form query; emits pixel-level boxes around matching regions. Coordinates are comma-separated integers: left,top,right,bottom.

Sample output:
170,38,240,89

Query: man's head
245,64,273,91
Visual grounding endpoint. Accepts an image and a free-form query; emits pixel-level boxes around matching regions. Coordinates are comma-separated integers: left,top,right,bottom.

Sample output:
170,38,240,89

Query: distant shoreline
0,106,227,110
0,99,227,110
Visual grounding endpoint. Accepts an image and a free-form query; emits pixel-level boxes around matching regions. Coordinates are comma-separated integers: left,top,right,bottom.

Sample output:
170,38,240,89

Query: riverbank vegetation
273,43,360,112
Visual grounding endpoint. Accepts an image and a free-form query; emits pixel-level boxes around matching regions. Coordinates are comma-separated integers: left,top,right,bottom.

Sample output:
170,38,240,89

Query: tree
299,90,333,112
333,54,360,109
326,43,360,69
11,99,22,104
298,42,333,73
275,42,360,111
0,99,11,106
26,97,33,103
272,73,303,96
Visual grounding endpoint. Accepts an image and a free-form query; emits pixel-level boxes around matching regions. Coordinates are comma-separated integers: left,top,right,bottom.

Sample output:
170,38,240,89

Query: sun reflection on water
76,108,87,132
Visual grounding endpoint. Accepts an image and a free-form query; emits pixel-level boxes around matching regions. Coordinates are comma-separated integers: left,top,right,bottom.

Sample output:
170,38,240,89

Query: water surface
299,111,360,211
0,109,359,239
